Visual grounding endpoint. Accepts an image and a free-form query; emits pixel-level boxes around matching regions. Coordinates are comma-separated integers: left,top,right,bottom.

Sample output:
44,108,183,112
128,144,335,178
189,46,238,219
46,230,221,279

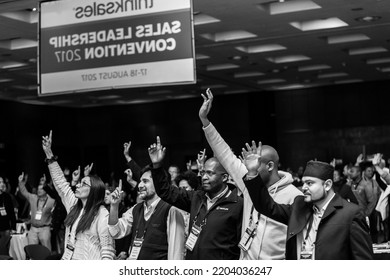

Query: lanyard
68,210,83,245
192,190,229,229
248,206,261,227
37,197,48,211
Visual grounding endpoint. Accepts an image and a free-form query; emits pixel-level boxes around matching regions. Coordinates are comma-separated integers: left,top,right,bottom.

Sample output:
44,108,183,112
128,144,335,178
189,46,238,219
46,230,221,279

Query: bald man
149,136,243,260
199,89,303,260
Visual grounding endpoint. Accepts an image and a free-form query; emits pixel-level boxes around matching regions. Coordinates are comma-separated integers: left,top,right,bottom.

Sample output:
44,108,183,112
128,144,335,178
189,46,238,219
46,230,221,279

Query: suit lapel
320,194,343,221
288,199,312,240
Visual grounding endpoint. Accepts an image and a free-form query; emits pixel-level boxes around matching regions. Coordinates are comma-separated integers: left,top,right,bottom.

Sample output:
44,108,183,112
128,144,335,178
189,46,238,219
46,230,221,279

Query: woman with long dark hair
42,131,115,260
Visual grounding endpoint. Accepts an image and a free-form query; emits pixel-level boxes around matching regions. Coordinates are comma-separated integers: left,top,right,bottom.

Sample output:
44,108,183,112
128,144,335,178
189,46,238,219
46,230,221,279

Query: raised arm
242,141,292,224
199,89,248,190
42,130,77,212
108,180,135,239
149,136,193,212
108,180,123,226
123,141,142,182
372,153,390,185
17,172,33,201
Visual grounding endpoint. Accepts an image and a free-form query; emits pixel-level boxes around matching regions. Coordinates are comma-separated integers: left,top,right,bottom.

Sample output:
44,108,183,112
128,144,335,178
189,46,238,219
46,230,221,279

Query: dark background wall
275,80,390,170
1,80,389,188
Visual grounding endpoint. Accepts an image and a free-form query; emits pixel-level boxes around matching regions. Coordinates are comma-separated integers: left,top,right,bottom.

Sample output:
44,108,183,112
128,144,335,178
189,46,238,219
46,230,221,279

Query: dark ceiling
1,0,390,107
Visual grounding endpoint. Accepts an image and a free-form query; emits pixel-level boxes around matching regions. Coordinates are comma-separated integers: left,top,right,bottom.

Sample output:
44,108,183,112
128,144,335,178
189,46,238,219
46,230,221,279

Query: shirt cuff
202,122,212,130
244,173,259,181
108,223,120,238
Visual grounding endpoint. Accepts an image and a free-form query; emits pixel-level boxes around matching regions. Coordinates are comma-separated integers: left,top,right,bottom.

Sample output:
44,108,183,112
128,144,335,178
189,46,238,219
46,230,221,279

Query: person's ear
267,161,275,172
324,179,333,192
222,173,229,183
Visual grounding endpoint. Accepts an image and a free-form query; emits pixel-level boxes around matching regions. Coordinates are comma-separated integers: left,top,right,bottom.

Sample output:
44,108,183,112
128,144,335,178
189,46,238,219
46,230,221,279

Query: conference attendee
0,176,16,252
108,169,186,260
332,169,358,204
168,165,180,186
241,141,373,259
18,173,55,251
349,165,377,219
149,136,243,260
198,88,302,260
42,130,115,260
372,153,390,242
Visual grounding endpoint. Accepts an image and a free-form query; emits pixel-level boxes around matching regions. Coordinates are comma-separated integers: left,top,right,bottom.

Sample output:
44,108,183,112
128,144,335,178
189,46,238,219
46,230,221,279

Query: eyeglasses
79,181,91,188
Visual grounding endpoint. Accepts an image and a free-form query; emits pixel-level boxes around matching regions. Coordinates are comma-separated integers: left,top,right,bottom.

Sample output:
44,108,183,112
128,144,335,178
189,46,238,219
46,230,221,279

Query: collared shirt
298,193,336,259
205,186,229,210
108,197,186,260
143,197,161,221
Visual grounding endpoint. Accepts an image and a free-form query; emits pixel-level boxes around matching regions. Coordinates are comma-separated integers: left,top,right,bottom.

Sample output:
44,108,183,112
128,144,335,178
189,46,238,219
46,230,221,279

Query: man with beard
108,167,185,260
241,141,373,259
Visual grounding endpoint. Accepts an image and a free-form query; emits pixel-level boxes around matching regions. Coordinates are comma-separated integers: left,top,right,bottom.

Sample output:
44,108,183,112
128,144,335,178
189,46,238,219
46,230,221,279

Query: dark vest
130,200,171,260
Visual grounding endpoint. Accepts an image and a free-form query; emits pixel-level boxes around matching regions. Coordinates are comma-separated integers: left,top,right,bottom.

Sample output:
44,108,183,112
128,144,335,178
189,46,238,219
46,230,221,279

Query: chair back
24,244,51,260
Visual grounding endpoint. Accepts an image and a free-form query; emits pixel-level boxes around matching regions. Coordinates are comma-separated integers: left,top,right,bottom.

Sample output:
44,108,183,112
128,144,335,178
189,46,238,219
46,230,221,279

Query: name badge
300,243,314,260
62,244,75,260
35,210,42,221
129,237,144,260
185,224,202,251
238,223,257,252
0,207,7,216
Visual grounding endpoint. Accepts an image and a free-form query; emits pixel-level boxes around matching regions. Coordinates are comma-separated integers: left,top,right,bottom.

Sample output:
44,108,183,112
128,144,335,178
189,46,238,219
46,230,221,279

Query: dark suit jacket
244,175,373,260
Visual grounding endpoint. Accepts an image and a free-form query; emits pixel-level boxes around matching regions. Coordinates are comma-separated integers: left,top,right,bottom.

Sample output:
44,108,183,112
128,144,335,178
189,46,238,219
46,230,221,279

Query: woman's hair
175,170,200,190
64,174,106,234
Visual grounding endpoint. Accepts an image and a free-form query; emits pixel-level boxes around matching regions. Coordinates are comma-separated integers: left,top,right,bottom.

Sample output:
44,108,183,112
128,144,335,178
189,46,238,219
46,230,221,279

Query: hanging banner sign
38,0,196,95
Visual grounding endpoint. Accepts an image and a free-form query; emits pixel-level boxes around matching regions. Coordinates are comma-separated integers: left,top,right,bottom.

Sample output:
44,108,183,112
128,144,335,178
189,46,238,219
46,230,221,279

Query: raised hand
84,163,94,176
242,140,262,176
42,130,54,158
196,148,207,171
356,153,364,165
109,179,123,206
148,136,166,167
330,158,336,167
123,141,132,162
124,168,133,181
372,153,383,166
186,160,192,171
124,168,137,189
72,166,81,183
199,88,213,126
18,172,28,184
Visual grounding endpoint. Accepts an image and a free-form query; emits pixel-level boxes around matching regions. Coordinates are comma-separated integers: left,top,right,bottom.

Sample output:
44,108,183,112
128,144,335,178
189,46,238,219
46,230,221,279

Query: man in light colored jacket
199,88,303,260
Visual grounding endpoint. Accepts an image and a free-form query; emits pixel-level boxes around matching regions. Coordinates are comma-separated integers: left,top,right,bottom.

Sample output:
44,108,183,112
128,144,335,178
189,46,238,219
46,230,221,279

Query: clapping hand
241,141,262,177
148,136,166,167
